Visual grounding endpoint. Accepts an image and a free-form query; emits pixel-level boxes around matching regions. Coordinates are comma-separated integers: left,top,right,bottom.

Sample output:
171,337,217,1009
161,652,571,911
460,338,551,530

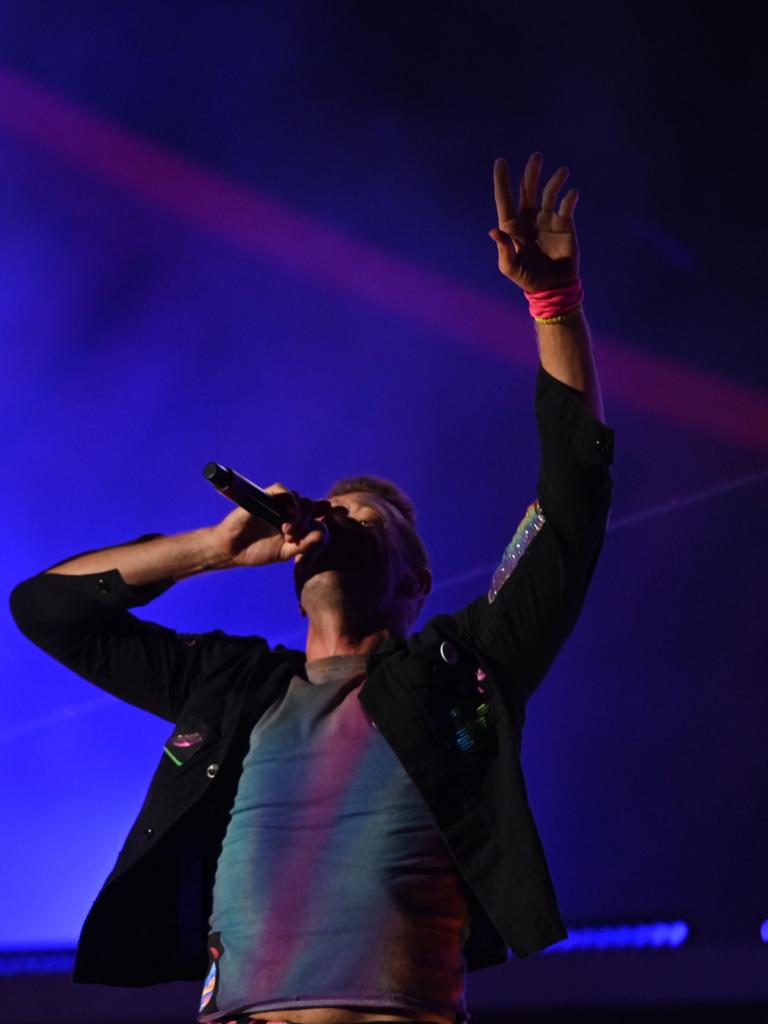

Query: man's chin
293,553,382,607
295,555,361,593
294,530,362,593
293,549,349,603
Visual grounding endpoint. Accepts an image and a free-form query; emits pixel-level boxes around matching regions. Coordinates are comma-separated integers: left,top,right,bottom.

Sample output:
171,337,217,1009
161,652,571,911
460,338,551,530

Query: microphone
203,463,328,543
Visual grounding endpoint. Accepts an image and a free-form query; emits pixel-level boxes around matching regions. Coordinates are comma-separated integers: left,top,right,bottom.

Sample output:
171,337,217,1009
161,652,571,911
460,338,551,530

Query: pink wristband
524,280,584,320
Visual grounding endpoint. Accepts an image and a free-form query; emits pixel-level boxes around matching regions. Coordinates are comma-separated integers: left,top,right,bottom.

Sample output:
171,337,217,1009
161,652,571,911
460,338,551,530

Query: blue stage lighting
0,950,75,977
536,919,690,953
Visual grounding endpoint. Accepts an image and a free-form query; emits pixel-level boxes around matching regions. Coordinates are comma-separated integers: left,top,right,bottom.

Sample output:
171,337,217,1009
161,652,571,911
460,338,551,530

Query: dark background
1,2,766,1020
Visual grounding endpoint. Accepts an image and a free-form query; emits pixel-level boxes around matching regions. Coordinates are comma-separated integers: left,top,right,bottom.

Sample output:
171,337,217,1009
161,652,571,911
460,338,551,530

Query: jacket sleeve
9,534,270,723
452,363,615,703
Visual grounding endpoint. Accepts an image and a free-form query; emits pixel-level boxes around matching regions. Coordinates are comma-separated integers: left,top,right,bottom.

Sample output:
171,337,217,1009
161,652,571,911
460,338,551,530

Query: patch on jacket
163,716,212,766
488,500,546,603
433,691,496,758
424,655,497,762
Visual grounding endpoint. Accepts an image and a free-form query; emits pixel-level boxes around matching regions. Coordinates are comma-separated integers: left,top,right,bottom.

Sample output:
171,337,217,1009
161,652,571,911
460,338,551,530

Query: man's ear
400,567,432,599
416,567,432,598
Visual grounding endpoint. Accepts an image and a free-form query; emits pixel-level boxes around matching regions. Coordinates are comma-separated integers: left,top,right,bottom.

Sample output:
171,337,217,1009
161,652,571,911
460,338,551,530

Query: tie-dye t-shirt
198,654,471,1024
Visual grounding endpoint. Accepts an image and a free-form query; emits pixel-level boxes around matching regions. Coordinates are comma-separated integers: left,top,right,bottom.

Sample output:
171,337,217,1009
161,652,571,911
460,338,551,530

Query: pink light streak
0,64,766,453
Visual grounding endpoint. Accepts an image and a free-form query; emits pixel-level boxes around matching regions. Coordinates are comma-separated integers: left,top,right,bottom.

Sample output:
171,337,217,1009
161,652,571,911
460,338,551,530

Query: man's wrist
525,280,583,322
181,527,236,577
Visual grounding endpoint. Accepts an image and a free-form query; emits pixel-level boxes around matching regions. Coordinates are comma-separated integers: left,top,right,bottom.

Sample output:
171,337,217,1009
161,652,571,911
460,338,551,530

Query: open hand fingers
491,152,579,285
557,187,579,220
498,152,574,218
493,158,516,224
519,151,543,210
541,165,569,212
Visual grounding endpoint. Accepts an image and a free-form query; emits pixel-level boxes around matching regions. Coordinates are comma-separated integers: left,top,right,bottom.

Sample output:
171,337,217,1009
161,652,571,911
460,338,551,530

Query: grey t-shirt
198,654,471,1024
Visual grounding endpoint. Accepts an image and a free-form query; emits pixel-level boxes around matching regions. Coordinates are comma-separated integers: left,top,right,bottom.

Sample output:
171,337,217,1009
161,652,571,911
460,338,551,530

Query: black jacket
9,364,615,986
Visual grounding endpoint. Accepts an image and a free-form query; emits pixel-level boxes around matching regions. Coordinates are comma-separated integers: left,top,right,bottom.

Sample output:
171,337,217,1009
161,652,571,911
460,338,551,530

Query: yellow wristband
533,306,582,325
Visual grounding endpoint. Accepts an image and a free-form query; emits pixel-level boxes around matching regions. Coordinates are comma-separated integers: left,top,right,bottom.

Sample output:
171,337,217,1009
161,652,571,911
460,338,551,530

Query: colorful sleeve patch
488,500,546,604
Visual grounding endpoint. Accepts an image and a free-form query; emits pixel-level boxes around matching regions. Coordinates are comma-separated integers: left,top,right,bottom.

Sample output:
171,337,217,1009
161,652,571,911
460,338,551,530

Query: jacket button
439,641,458,664
206,763,219,779
143,826,154,838
595,438,609,454
97,577,111,594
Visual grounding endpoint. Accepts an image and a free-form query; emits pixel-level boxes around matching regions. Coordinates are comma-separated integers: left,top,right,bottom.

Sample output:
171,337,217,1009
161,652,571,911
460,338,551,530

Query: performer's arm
44,482,333,583
534,308,604,424
42,527,235,585
452,152,614,703
9,485,330,721
486,150,614,549
9,536,263,723
454,365,613,704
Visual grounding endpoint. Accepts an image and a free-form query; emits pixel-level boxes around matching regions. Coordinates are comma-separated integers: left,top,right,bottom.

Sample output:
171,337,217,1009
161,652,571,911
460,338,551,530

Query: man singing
10,152,614,1024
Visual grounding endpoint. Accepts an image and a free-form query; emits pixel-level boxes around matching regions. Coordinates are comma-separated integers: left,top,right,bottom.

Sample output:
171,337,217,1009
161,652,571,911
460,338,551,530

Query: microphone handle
203,462,285,528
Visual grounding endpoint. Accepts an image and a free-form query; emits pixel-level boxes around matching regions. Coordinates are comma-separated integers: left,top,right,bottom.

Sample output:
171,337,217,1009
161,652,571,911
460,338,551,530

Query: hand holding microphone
204,463,332,568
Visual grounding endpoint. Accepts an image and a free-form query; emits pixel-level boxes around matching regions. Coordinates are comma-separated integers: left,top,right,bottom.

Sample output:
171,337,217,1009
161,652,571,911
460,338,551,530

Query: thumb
488,227,520,255
488,228,508,245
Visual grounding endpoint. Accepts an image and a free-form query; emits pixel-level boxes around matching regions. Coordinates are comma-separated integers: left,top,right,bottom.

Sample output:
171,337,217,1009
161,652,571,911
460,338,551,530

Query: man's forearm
45,527,233,586
534,309,604,423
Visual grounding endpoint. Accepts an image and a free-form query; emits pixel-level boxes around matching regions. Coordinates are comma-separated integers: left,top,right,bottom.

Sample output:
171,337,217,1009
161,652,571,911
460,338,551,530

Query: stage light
0,950,75,977
534,919,690,953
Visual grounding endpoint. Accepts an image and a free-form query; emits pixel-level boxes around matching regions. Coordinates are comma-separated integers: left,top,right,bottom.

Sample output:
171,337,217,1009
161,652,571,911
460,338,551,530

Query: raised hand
489,152,579,294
